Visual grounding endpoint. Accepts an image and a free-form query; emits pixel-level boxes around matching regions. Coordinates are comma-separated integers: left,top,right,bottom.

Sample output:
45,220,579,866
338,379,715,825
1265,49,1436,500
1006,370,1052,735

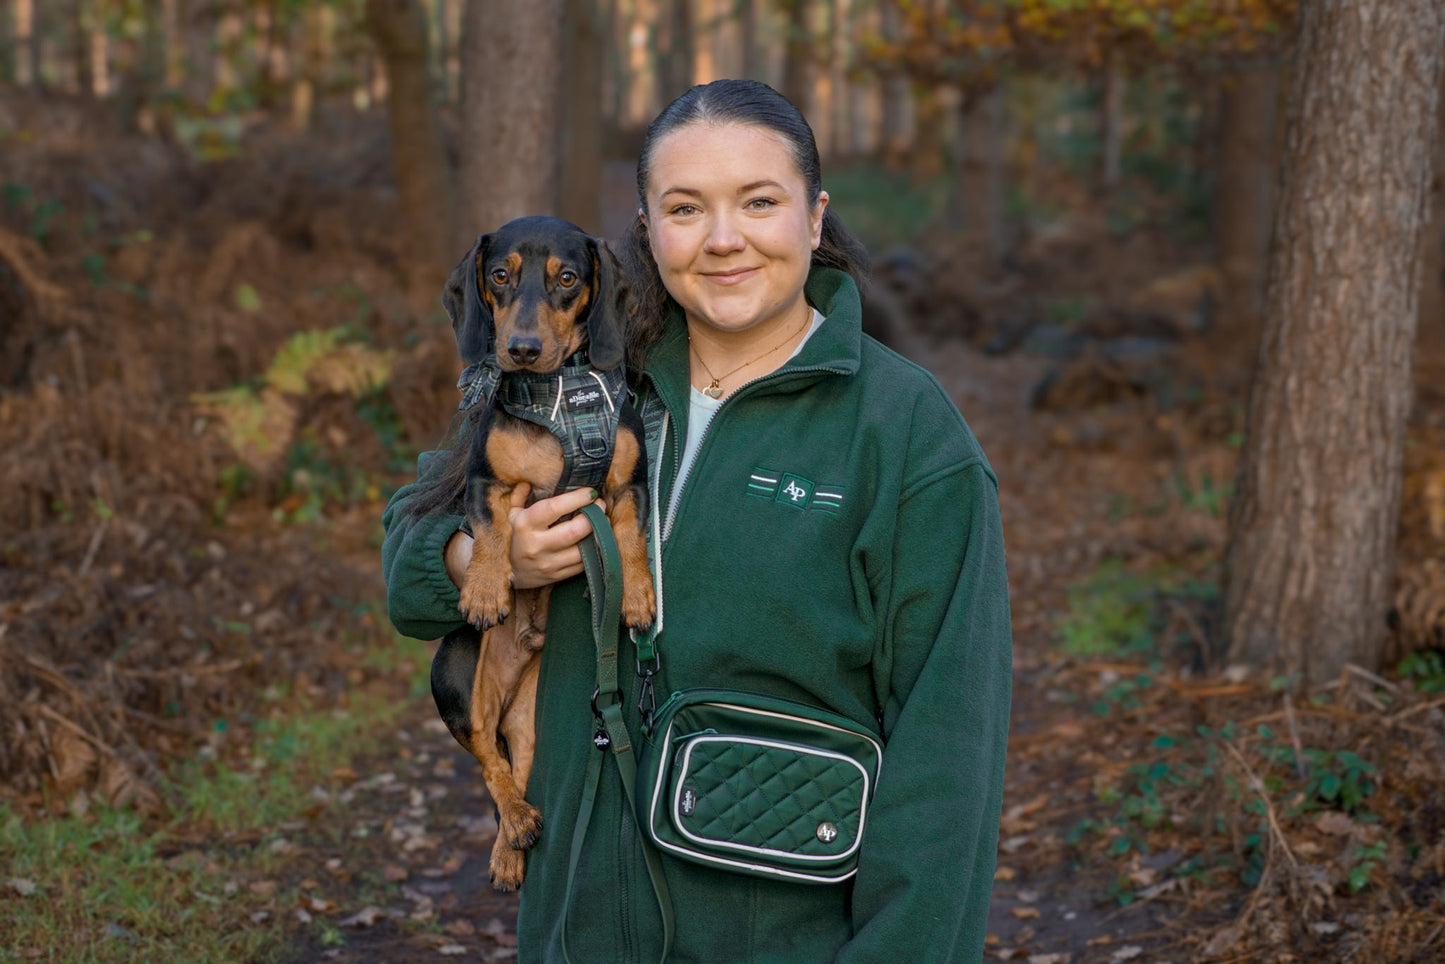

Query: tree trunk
366,0,456,268
68,0,87,94
459,0,564,230
1099,50,1124,189
1213,57,1282,348
16,0,35,87
1223,2,1445,688
179,0,213,106
910,83,946,181
779,0,810,114
162,0,183,88
878,0,910,169
952,84,1005,263
0,0,12,85
654,0,693,105
560,0,604,232
740,0,761,80
1419,76,1445,338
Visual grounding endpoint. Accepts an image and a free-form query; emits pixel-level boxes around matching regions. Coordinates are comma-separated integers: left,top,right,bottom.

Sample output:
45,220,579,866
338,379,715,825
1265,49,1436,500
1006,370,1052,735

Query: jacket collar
641,266,863,412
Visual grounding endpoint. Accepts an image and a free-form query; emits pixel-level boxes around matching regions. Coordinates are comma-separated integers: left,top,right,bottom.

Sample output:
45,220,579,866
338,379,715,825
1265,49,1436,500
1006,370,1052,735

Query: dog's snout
507,335,543,365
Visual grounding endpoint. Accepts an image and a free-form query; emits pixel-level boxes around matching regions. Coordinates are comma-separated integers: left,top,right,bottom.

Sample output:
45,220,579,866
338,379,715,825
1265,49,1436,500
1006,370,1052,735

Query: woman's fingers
507,486,606,589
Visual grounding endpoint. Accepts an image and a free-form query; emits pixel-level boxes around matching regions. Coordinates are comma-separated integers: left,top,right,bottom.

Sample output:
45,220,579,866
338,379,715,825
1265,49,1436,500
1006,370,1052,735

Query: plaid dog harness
457,352,628,493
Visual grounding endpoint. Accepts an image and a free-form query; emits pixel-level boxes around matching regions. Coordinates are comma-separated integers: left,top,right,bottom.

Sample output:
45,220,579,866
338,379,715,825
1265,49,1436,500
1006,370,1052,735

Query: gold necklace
689,313,812,399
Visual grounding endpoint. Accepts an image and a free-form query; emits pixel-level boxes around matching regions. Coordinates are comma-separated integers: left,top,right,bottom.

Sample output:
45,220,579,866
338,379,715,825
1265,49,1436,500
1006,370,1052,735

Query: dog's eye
558,270,578,288
489,268,509,285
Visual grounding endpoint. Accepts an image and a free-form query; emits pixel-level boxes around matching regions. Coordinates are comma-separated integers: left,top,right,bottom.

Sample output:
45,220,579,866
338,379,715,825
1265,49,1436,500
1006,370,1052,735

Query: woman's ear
810,191,829,251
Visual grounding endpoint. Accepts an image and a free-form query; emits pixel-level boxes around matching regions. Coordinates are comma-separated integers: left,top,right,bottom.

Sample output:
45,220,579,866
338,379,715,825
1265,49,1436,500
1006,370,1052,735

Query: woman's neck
685,300,815,398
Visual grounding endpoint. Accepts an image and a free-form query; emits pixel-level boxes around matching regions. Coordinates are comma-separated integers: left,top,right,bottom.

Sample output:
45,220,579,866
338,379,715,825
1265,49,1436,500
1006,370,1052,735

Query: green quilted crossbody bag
635,688,883,884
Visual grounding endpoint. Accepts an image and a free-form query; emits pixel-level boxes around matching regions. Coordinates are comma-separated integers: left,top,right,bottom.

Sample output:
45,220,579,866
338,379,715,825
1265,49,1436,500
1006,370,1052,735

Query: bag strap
562,503,675,963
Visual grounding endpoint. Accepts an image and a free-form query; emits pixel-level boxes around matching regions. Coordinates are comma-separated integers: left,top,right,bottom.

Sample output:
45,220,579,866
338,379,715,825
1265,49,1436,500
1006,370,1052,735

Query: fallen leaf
1111,947,1142,961
444,919,478,938
1314,811,1355,836
1010,906,1041,920
383,865,409,882
438,946,467,956
340,907,386,927
248,880,279,897
994,865,1017,882
6,878,37,897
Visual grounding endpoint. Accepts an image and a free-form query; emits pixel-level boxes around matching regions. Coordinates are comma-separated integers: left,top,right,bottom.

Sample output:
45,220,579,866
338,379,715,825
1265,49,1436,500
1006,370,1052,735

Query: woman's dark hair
619,79,871,367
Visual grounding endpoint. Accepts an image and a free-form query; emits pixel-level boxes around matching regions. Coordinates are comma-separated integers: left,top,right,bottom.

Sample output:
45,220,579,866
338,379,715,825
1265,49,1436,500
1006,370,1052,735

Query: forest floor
4,91,1445,962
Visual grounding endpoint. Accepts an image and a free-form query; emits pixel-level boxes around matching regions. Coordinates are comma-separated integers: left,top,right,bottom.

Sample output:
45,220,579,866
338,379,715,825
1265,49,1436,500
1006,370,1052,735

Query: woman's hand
443,484,605,591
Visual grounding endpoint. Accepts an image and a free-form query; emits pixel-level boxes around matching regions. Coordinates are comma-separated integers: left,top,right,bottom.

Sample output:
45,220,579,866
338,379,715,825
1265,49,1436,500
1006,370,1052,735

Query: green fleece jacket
382,267,1011,963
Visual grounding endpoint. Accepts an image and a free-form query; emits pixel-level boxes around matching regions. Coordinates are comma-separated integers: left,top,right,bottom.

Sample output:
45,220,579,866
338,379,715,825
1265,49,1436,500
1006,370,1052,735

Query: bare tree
366,0,456,267
1420,77,1445,335
1213,57,1282,348
1223,2,1445,687
560,0,605,232
459,0,564,229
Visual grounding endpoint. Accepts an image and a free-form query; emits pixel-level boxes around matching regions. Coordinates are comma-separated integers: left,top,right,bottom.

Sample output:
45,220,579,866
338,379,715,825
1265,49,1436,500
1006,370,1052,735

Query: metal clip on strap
563,504,675,963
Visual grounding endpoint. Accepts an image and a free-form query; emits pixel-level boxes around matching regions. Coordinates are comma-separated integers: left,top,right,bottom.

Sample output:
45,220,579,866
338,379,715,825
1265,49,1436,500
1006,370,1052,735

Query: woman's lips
701,267,759,285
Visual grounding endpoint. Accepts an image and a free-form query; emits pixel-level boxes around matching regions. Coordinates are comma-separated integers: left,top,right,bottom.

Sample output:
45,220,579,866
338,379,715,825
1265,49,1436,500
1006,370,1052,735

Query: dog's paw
457,585,511,629
499,800,543,852
489,838,527,892
622,581,657,631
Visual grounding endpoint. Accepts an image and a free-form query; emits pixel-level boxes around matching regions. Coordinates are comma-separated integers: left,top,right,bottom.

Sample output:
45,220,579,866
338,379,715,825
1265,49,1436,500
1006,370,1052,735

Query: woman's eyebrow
737,179,787,194
657,185,702,199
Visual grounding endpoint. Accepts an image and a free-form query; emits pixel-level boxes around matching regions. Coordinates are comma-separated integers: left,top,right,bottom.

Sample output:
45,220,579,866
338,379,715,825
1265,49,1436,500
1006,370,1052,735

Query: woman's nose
702,212,744,255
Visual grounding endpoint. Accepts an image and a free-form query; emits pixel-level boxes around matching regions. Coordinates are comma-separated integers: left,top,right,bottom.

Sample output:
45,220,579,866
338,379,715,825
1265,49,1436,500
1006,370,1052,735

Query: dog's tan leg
488,642,543,891
603,433,657,629
459,485,516,628
469,618,543,892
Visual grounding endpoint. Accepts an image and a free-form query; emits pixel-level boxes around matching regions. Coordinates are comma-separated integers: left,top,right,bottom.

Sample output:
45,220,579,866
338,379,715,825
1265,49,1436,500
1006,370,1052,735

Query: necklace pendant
703,381,724,400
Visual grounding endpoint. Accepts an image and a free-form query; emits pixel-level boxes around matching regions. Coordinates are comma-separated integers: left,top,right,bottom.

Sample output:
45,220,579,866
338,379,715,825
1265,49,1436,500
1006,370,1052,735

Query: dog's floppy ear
443,234,494,363
585,237,628,371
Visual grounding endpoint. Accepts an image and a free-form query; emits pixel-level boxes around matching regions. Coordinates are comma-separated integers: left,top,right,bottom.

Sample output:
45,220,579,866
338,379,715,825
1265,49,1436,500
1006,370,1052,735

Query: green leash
562,503,676,963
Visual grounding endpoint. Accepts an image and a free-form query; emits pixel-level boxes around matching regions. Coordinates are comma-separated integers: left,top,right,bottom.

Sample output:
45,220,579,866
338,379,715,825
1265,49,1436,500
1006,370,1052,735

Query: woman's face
643,122,828,339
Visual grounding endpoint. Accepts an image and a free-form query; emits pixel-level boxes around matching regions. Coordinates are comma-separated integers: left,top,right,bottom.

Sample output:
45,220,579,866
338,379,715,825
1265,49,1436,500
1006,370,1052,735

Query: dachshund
427,216,656,891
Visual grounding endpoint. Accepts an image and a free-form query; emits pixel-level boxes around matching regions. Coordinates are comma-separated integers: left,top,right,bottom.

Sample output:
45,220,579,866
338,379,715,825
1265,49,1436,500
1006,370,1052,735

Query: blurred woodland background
3,1,1445,961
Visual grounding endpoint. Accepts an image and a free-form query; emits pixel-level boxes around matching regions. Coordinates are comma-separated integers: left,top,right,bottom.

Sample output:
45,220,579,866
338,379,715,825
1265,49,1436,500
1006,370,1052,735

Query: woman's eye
489,268,509,285
670,204,699,217
747,197,776,210
558,270,578,287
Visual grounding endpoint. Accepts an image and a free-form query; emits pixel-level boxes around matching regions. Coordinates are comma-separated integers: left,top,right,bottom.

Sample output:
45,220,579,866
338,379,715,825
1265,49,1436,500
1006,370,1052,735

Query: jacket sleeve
837,458,1012,963
381,451,470,641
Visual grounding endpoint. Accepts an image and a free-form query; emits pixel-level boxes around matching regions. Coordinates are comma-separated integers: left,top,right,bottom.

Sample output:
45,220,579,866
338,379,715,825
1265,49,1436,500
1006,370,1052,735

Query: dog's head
442,216,627,374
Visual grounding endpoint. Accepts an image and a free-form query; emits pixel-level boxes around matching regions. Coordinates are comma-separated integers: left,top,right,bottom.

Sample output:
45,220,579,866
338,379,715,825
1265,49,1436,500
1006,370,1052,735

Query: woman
383,79,1011,962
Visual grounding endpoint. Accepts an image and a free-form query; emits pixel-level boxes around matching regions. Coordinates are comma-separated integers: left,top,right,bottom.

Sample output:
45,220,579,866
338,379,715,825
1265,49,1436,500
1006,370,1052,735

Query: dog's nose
507,335,543,365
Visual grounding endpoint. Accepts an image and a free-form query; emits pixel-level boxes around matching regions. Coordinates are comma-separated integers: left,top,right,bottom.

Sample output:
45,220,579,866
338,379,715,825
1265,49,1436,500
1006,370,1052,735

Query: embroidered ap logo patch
746,468,844,514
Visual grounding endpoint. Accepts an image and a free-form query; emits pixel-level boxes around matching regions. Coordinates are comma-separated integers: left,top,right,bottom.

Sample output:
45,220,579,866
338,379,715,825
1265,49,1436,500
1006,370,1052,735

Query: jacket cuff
422,511,467,610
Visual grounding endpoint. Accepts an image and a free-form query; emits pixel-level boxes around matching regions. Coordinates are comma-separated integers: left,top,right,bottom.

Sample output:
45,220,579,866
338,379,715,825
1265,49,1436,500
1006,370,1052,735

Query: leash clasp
636,652,661,731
